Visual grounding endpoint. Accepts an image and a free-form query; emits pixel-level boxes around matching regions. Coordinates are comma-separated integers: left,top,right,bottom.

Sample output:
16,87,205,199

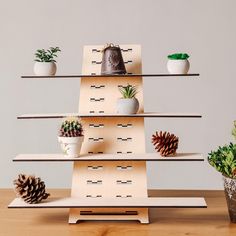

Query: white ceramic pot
34,62,57,76
58,136,84,158
117,98,139,114
167,59,190,74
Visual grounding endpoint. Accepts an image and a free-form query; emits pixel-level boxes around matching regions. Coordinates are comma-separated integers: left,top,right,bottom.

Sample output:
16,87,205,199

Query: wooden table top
1,189,236,236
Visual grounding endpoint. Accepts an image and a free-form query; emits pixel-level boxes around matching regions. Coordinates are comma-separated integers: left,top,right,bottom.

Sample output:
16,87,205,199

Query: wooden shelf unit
10,44,205,224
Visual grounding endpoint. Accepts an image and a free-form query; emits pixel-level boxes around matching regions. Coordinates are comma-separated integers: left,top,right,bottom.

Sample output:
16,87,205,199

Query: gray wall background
1,0,235,189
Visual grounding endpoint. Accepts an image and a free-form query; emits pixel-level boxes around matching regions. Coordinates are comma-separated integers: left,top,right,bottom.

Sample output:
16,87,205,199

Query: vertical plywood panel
69,45,149,223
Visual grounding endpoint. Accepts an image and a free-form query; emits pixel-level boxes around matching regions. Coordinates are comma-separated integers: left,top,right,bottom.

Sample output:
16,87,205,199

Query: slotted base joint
69,208,149,224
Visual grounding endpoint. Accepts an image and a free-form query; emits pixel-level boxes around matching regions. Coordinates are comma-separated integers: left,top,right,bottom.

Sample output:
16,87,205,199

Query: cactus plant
59,117,83,137
119,84,138,99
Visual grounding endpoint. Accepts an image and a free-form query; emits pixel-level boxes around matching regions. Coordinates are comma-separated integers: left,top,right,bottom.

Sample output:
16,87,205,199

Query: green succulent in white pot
34,47,61,76
208,122,236,222
116,84,139,114
58,117,84,158
167,53,190,74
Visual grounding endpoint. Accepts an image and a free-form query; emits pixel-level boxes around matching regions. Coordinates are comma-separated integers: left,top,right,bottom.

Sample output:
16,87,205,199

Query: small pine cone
152,131,179,157
13,174,50,204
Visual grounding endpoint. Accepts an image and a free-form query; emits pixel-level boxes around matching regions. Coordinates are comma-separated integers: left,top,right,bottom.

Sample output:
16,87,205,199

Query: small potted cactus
208,121,236,223
116,84,139,114
58,117,84,158
34,47,61,76
167,53,190,74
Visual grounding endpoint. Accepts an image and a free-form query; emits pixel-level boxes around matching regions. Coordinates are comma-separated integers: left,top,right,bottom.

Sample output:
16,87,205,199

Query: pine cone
152,131,179,157
13,174,50,204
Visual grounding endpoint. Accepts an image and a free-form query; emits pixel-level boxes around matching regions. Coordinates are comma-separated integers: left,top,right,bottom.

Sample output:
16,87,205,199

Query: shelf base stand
69,208,149,224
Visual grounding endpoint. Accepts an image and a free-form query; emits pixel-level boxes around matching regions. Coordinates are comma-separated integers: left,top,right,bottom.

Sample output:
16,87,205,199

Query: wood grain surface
3,189,236,236
70,44,149,223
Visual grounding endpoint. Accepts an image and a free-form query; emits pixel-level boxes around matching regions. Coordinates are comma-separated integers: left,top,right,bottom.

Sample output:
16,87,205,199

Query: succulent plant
119,84,138,99
59,117,83,137
208,143,236,179
168,53,190,60
35,47,61,62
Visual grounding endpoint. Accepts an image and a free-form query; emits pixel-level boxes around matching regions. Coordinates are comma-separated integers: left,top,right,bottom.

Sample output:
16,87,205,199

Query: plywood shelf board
17,112,202,119
21,73,200,79
13,153,204,162
8,197,207,208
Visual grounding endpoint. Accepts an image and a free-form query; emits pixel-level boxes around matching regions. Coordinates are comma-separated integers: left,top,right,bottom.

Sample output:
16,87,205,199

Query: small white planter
167,59,190,74
117,98,139,114
34,62,57,76
58,136,84,158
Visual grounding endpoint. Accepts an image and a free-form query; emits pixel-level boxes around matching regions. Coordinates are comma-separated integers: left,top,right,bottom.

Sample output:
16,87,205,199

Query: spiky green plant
35,47,61,62
59,117,83,137
232,120,236,140
168,53,190,60
119,84,138,99
208,143,236,178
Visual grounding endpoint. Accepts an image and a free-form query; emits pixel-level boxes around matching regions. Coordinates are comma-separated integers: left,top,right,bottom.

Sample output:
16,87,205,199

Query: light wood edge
21,73,200,78
8,197,207,208
17,113,202,119
13,153,204,162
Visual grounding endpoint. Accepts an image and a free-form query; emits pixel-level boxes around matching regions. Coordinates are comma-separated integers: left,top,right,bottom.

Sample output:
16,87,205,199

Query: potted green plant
208,125,236,222
58,117,84,158
116,84,139,114
34,47,61,76
167,53,190,74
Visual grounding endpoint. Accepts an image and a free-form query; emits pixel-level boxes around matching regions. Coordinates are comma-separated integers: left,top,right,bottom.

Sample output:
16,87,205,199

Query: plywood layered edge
21,73,200,79
17,112,202,119
13,153,204,162
8,197,207,208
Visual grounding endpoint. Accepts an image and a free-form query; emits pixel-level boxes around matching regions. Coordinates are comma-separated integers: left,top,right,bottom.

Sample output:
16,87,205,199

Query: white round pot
34,62,57,76
116,98,139,114
167,59,190,74
58,136,84,158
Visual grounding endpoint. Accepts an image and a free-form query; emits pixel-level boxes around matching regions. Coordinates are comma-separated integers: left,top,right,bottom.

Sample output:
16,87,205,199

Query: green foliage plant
35,47,61,63
208,143,236,179
119,84,138,99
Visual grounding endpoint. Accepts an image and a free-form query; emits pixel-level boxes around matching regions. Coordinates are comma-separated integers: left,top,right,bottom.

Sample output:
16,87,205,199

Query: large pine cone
13,174,50,204
152,131,179,157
